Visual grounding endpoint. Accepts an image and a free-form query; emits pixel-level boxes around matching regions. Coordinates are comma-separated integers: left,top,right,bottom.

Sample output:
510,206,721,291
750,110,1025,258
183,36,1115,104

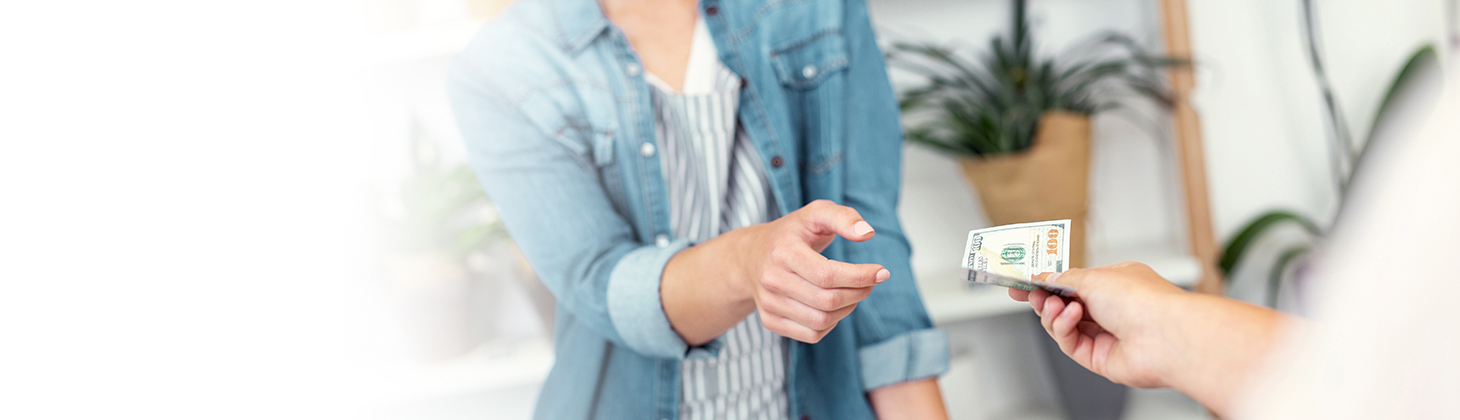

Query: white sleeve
1233,68,1460,420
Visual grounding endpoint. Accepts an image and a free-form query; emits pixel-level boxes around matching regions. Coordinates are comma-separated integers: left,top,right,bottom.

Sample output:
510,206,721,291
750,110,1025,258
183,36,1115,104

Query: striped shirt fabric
645,18,789,420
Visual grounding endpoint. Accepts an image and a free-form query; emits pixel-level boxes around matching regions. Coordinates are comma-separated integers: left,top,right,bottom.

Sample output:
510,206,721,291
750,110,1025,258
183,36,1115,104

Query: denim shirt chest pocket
768,28,849,179
770,31,848,90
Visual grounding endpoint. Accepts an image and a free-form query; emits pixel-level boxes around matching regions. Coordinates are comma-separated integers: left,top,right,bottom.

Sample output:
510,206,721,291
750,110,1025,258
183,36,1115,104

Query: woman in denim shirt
448,0,949,418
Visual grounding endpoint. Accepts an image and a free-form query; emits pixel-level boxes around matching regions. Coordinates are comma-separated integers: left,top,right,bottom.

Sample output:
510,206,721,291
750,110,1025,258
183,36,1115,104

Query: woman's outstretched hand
664,200,888,346
730,200,888,343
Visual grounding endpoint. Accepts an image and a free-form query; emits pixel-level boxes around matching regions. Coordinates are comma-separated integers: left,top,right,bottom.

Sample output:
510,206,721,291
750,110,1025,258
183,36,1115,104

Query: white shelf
922,281,1032,325
1088,242,1202,288
920,242,1200,325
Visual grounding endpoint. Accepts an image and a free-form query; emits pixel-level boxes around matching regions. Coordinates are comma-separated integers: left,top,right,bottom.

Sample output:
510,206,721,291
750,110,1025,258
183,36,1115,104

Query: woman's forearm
868,378,949,420
661,228,758,346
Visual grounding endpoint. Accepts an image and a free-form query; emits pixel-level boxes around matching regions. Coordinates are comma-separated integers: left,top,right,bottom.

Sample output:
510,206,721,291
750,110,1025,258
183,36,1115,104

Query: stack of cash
961,220,1076,297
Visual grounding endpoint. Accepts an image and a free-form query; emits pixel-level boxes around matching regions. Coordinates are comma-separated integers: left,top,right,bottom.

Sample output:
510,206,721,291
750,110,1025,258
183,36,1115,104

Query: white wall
1188,0,1450,240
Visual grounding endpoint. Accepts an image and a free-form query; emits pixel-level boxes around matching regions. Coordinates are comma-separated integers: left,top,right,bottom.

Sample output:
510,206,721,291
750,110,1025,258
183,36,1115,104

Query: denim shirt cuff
606,238,696,359
858,328,950,391
684,337,725,360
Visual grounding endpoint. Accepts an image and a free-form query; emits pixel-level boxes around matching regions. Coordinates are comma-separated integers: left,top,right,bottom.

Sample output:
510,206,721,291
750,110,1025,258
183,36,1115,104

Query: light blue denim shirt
447,0,948,418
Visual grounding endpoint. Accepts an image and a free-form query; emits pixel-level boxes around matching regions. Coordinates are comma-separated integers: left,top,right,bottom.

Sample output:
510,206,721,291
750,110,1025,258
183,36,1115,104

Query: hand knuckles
760,277,783,294
759,313,778,329
755,292,778,311
769,243,794,263
808,311,835,330
811,291,839,310
1114,261,1151,272
807,268,835,288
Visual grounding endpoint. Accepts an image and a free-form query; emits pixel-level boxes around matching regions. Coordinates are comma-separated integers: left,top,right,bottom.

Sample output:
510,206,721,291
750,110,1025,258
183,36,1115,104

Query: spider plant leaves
889,6,1188,158
1267,244,1312,308
1218,210,1323,276
1362,45,1438,151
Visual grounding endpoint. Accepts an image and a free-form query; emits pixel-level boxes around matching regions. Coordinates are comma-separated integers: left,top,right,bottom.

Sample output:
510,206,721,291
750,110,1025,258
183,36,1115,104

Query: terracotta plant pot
958,111,1091,268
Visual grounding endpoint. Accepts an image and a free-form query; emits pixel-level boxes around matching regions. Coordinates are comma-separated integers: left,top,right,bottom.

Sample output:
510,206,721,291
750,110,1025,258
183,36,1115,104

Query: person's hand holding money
1008,263,1291,416
728,200,889,343
1009,262,1187,388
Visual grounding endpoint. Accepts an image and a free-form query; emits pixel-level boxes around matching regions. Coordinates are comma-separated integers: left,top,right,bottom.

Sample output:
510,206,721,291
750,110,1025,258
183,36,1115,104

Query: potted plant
379,129,507,360
888,0,1187,268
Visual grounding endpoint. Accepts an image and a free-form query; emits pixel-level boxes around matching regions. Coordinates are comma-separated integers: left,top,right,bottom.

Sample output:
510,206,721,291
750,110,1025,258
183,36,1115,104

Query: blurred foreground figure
1014,64,1459,419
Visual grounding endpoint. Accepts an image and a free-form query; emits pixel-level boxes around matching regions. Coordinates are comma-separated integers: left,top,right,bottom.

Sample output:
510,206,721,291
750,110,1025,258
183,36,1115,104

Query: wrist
1151,291,1267,415
1147,290,1205,390
715,226,759,310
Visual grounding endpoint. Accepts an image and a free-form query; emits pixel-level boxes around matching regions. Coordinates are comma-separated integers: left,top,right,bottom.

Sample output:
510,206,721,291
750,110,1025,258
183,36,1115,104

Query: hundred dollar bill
961,220,1076,297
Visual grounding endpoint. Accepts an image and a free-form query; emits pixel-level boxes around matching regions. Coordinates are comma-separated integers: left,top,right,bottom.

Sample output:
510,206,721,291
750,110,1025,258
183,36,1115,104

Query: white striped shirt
646,18,789,420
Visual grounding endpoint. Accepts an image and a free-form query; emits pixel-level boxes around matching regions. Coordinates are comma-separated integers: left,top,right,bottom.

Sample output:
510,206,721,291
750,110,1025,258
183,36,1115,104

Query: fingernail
875,268,890,283
853,221,874,236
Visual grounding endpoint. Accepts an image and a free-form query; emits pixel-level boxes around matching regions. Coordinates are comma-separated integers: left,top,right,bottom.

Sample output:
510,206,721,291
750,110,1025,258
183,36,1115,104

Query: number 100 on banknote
961,219,1076,297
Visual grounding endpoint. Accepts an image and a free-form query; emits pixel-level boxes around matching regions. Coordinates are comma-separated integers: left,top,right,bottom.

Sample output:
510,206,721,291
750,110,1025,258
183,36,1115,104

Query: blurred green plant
380,126,503,262
1219,0,1439,307
887,0,1188,157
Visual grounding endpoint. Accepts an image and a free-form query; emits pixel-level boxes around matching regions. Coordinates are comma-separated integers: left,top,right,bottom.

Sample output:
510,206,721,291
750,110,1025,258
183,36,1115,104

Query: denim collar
545,0,611,54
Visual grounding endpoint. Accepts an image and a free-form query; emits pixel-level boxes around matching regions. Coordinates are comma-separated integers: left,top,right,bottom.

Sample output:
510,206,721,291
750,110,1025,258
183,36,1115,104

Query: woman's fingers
796,199,875,243
759,290,857,333
781,245,886,289
768,275,873,312
748,200,898,343
759,308,837,344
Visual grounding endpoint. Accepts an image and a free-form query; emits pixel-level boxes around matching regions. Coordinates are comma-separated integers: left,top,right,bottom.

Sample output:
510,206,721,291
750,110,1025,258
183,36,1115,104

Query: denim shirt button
625,63,642,76
801,64,818,79
654,234,670,248
639,142,656,157
770,156,784,168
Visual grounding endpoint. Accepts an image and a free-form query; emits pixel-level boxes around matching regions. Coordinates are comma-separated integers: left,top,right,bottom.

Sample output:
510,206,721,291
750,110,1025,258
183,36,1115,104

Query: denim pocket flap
770,30,849,90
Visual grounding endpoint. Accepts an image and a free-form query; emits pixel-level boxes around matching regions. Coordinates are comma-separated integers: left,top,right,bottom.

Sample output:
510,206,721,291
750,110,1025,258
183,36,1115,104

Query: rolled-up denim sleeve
858,329,950,390
448,39,717,361
607,238,726,359
838,0,950,391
